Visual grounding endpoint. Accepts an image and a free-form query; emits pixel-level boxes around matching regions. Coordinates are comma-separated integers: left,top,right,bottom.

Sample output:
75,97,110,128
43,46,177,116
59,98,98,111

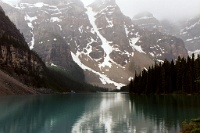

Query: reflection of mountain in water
129,95,200,132
1,94,199,133
0,95,87,133
71,93,134,133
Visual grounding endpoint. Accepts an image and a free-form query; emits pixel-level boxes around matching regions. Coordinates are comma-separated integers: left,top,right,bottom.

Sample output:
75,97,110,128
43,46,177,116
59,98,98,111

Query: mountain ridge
0,0,188,89
0,5,47,94
132,10,200,58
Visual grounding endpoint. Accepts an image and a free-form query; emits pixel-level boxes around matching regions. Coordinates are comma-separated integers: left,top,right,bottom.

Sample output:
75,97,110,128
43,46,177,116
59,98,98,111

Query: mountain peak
1,0,188,89
132,11,164,32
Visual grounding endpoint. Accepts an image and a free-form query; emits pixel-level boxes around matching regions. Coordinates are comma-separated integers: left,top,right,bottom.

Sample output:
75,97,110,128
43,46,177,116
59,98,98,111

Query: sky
2,0,200,22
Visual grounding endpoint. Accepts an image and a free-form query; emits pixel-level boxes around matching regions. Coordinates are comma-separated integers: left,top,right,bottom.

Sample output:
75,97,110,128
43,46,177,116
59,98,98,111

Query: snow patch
129,38,145,53
128,77,133,81
181,31,187,35
157,59,164,63
186,20,200,30
124,24,129,37
25,15,37,23
51,63,57,67
144,67,148,71
71,52,125,89
149,52,155,57
24,14,37,49
50,17,62,22
57,24,62,31
86,7,114,68
79,25,84,34
83,38,96,57
105,17,113,28
186,38,193,42
157,39,162,42
34,2,45,8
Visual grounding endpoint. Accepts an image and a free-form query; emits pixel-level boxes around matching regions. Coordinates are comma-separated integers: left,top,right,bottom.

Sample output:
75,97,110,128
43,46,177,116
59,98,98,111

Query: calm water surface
0,93,200,133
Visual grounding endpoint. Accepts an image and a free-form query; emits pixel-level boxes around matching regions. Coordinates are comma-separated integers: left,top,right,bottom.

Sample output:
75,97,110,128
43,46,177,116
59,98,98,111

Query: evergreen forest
129,54,200,94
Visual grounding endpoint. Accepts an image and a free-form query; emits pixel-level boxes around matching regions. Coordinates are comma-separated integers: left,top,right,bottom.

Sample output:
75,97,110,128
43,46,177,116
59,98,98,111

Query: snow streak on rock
129,37,145,53
71,52,125,89
86,7,113,68
24,14,37,49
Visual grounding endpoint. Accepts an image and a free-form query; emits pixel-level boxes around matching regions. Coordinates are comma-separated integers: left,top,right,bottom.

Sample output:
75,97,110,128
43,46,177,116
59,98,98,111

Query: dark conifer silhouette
129,54,200,94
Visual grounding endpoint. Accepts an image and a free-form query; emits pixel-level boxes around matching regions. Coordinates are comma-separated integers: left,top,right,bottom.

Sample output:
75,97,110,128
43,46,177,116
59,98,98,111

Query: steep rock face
132,11,200,57
80,0,187,88
34,32,85,81
136,29,187,61
132,11,187,60
1,0,86,81
132,12,182,37
89,0,187,61
132,12,164,32
0,6,46,87
0,1,32,44
180,16,200,51
0,0,188,89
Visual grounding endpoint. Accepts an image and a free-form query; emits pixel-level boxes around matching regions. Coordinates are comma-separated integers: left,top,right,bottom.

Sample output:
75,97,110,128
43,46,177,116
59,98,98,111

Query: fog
82,0,200,22
116,0,200,22
2,0,200,22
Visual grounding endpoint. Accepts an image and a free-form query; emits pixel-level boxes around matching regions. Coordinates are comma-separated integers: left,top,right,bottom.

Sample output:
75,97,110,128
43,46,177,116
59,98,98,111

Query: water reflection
0,95,87,133
72,93,135,133
129,95,200,133
0,94,200,133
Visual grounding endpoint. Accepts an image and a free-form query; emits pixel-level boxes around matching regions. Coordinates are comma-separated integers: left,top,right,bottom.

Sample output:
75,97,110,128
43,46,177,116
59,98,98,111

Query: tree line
129,54,200,94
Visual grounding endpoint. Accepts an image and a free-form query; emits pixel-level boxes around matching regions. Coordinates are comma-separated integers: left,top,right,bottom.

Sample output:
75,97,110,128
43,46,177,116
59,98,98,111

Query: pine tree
129,55,200,94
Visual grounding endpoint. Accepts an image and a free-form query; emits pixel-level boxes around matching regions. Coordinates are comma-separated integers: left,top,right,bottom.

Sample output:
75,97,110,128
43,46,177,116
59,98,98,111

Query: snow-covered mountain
132,11,182,36
132,10,200,58
180,15,200,52
0,0,188,89
132,11,164,32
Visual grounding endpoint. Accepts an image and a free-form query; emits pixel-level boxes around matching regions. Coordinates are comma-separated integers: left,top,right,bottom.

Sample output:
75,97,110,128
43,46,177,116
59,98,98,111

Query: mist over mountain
0,0,190,90
2,0,200,22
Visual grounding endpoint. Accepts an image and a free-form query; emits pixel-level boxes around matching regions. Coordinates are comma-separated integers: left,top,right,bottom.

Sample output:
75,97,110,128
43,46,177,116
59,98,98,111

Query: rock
0,0,188,89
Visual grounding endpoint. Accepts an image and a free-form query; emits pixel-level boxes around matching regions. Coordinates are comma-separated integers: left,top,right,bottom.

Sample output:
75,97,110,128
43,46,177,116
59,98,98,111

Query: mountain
0,0,188,89
132,11,165,32
0,5,47,94
179,15,200,52
0,4,107,94
132,11,200,58
132,11,182,36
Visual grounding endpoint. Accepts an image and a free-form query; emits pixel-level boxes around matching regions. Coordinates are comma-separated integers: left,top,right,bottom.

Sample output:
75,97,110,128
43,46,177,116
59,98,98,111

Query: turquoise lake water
0,93,200,133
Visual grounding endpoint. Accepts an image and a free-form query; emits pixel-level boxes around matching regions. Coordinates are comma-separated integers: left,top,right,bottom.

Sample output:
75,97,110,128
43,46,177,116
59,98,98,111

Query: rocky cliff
0,6,46,88
132,10,200,58
0,0,188,89
180,15,200,52
132,12,164,32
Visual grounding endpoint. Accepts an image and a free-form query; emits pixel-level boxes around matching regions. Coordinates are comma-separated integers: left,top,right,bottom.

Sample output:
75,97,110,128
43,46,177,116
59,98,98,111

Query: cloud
116,0,200,21
2,0,200,22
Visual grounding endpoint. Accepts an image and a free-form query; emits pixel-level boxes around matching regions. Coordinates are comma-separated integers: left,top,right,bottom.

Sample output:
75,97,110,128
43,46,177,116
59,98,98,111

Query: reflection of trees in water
0,95,88,133
129,95,200,130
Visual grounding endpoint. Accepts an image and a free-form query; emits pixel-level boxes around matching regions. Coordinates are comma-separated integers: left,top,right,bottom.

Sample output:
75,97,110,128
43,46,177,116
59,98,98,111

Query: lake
0,93,200,133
